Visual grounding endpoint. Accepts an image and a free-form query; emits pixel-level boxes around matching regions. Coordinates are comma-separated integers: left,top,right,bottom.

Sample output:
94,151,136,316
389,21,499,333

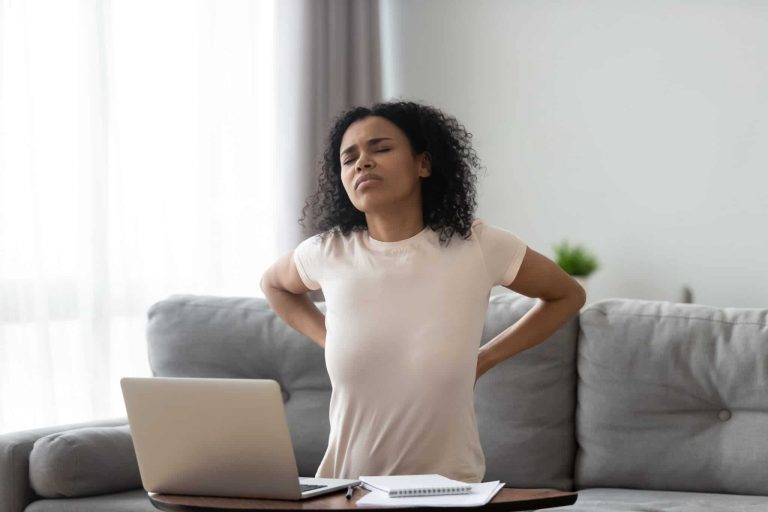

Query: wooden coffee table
149,487,577,512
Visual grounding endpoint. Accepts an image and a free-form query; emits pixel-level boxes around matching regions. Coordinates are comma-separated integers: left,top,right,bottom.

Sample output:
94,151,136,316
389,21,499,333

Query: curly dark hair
298,100,486,247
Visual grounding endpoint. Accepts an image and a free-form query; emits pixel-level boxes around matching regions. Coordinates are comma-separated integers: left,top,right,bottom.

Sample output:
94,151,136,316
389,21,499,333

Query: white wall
379,0,767,308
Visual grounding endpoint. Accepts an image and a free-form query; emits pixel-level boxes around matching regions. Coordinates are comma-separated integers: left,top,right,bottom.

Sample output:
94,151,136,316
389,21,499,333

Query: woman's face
339,116,431,213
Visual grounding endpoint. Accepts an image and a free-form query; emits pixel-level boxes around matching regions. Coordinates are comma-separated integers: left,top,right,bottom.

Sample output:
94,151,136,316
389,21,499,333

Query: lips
355,173,382,190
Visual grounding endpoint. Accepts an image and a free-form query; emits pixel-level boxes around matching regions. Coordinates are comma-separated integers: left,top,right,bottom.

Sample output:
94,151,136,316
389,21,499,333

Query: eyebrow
340,137,393,158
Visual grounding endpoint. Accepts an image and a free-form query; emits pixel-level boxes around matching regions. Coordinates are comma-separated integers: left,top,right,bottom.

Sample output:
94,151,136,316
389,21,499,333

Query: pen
346,483,361,500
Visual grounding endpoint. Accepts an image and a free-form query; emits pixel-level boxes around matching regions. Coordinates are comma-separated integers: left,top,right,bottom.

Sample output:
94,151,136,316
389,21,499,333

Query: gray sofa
1,293,767,512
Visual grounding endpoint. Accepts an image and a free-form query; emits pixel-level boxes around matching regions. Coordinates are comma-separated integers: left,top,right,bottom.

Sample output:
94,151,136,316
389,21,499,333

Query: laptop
120,376,359,500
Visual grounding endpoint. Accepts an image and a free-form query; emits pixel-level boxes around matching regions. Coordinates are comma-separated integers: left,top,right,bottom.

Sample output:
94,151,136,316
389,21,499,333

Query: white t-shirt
292,217,527,483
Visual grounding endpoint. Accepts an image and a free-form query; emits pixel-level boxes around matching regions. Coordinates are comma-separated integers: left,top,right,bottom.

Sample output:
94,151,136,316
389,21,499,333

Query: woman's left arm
476,246,586,383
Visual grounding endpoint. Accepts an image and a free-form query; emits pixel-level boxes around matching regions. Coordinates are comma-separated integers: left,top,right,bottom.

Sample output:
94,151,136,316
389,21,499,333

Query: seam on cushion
585,309,768,328
151,301,269,313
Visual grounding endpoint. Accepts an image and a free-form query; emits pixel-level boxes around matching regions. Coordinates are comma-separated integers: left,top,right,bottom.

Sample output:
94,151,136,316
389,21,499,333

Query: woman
260,100,585,483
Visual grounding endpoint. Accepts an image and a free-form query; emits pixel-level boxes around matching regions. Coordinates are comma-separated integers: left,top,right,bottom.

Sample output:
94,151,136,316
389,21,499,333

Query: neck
364,214,425,243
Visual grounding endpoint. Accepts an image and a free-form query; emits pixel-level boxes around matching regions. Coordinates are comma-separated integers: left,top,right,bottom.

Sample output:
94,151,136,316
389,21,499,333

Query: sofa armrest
0,417,128,512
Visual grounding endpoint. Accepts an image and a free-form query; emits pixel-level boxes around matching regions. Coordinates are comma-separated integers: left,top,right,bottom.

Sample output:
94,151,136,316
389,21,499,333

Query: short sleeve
292,235,323,290
473,219,528,287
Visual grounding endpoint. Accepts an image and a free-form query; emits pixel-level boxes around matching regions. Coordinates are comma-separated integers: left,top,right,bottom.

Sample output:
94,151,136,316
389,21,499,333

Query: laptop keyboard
301,483,328,492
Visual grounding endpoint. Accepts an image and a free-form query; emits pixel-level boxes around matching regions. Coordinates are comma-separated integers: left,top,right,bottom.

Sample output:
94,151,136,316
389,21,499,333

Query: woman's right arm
260,251,327,349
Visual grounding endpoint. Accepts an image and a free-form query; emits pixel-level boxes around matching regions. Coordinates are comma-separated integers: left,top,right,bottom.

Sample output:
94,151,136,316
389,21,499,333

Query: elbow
573,282,587,307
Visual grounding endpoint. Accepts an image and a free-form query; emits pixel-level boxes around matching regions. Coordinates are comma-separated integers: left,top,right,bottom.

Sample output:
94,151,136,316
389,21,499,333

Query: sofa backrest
146,293,580,489
575,298,768,496
146,294,332,476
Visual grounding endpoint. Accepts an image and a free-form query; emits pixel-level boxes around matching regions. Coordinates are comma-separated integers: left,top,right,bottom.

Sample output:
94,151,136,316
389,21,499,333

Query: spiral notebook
358,474,472,497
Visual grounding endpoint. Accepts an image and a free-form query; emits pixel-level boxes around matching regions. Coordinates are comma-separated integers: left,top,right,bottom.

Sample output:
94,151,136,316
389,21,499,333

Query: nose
355,154,375,171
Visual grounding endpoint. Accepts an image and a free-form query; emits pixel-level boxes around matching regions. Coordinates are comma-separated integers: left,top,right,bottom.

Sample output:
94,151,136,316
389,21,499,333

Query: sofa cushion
146,293,580,490
29,425,141,498
476,293,579,490
0,418,128,512
575,299,768,496
146,294,331,477
542,487,768,511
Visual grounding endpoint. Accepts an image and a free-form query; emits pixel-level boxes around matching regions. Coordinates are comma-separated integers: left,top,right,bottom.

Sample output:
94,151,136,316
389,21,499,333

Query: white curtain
0,0,277,433
274,0,383,303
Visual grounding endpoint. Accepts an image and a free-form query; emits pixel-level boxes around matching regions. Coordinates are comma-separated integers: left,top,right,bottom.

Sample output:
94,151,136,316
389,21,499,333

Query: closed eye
342,148,390,166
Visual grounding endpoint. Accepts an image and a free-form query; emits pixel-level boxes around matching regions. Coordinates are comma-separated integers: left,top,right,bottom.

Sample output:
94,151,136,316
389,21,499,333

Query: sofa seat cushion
29,425,141,498
575,299,768,496
541,488,768,511
25,489,154,512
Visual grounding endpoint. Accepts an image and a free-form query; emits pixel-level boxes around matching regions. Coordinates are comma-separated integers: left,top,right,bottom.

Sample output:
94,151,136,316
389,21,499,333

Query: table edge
148,490,578,512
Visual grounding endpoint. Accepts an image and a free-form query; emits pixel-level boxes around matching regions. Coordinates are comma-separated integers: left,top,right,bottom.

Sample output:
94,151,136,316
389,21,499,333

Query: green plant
552,239,599,277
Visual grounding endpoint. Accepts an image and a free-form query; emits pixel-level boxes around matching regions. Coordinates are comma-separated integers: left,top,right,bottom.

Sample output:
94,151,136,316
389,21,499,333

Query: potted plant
552,239,599,294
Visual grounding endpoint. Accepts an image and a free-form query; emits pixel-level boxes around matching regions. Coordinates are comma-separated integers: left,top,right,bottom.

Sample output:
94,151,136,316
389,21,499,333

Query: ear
418,152,432,178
